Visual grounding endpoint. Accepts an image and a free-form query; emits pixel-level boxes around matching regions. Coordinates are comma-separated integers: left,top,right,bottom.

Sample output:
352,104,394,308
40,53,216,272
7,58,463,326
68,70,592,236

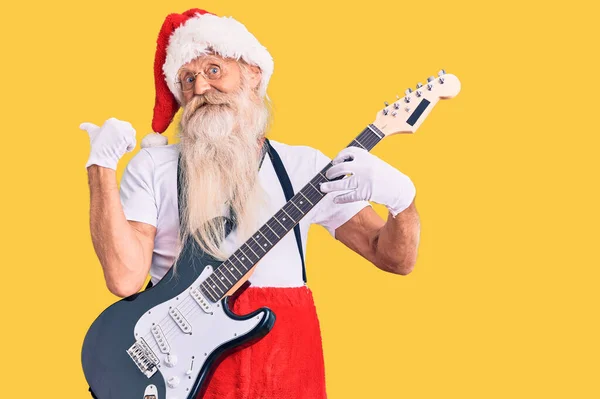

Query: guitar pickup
169,307,192,334
191,287,213,314
151,324,171,354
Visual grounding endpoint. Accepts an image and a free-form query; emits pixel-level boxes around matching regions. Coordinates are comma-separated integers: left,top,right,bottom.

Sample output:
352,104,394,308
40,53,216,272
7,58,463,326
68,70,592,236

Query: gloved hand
79,117,137,170
320,146,416,217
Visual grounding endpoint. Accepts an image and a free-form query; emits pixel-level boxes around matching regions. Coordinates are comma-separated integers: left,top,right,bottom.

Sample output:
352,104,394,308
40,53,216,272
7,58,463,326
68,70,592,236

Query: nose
193,74,212,95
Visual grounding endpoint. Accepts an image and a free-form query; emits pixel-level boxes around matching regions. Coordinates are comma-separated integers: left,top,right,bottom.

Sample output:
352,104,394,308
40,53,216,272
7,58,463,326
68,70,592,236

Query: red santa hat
141,8,274,148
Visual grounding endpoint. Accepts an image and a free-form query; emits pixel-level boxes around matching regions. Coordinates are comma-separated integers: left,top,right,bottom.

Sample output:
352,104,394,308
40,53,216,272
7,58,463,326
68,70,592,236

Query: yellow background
1,0,598,397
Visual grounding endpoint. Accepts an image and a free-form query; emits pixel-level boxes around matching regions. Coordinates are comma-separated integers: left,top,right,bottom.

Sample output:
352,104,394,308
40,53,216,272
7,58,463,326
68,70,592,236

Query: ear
246,64,262,91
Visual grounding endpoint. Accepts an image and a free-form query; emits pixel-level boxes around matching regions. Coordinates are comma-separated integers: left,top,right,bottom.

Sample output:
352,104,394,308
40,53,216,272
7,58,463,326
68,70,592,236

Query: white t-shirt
119,139,371,287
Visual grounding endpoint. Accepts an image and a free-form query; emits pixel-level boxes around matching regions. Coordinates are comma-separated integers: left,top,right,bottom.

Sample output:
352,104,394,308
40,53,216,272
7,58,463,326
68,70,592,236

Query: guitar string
140,128,382,352
141,128,383,351
142,130,383,352
142,182,328,348
149,158,350,345
145,190,323,346
149,129,384,346
143,166,333,346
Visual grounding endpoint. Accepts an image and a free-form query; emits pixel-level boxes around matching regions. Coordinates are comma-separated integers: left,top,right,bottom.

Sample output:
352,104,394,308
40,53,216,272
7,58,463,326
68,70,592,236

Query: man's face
178,54,261,106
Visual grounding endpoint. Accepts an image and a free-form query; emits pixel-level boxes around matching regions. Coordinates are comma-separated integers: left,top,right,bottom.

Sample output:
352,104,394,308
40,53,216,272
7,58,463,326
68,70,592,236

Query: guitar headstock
372,70,461,137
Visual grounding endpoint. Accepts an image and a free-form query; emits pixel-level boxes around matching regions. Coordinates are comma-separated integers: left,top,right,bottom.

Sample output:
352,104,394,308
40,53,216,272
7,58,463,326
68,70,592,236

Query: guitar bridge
127,338,159,378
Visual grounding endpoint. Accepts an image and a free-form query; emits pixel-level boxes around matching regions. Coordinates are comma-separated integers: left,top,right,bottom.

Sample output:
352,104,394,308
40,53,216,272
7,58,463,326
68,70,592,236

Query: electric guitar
81,70,461,399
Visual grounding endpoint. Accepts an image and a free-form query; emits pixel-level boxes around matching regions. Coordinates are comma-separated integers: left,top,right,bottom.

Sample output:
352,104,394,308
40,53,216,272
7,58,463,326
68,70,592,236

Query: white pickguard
133,266,264,399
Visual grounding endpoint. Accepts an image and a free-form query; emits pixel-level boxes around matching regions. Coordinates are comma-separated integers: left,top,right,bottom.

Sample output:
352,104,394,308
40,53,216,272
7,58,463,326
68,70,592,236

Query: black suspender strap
264,139,307,283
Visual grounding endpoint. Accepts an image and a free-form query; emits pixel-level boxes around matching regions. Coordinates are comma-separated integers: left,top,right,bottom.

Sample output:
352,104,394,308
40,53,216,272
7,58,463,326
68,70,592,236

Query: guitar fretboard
199,124,384,302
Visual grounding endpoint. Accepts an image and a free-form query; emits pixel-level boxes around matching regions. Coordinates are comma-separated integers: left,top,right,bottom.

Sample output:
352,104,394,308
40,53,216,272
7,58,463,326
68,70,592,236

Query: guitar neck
199,125,385,302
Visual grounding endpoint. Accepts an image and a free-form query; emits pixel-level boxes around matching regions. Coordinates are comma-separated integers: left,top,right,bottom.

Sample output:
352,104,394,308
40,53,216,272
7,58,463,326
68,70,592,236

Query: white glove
320,146,416,217
79,117,137,170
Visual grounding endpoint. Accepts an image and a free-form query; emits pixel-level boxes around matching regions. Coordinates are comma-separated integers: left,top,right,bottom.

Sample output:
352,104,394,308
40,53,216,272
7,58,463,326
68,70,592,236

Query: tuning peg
382,109,389,115
396,94,401,100
384,101,389,106
391,111,398,117
415,90,422,97
404,96,411,103
427,76,435,83
416,82,423,89
404,88,413,96
438,69,446,76
393,102,400,110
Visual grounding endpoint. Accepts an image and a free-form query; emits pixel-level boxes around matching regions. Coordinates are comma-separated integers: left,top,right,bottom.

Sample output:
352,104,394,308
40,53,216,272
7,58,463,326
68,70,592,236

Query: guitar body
82,254,275,399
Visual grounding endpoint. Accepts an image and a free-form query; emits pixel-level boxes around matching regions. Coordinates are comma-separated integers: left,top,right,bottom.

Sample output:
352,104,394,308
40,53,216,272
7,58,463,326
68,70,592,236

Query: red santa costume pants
199,286,327,399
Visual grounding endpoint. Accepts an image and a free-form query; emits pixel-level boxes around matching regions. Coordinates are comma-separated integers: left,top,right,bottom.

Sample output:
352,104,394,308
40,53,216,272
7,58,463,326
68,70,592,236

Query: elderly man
80,8,419,399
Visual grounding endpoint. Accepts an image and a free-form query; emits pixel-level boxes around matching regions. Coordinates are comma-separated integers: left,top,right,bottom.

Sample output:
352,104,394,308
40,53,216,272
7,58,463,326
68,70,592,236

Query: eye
208,65,220,76
178,71,194,84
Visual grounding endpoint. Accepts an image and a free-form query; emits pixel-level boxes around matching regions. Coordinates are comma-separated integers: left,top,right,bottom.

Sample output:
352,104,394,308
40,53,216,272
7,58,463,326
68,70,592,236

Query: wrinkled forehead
183,49,242,68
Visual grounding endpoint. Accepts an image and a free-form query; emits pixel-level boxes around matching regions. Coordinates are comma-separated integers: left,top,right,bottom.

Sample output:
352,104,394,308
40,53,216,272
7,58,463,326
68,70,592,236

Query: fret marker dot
283,218,286,221
242,257,245,260
230,268,234,271
300,201,303,204
212,285,216,288
264,243,267,246
221,277,224,280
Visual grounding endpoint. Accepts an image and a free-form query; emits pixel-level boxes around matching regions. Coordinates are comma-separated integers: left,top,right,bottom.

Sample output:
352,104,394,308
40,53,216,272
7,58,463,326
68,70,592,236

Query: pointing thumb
79,122,98,132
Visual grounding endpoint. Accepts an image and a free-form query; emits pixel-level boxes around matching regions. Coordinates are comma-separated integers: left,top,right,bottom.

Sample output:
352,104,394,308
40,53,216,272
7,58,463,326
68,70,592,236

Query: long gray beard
176,87,270,262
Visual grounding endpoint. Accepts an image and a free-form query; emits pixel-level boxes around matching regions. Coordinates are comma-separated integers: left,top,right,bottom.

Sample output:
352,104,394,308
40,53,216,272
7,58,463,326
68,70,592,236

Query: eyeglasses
175,61,226,92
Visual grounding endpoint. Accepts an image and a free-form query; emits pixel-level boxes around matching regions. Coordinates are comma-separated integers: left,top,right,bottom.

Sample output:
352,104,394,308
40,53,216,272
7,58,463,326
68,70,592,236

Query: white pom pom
141,133,168,148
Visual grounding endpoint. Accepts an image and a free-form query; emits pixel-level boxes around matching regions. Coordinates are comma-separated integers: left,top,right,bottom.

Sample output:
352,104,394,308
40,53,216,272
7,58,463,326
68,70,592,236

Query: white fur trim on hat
141,132,169,148
163,13,274,103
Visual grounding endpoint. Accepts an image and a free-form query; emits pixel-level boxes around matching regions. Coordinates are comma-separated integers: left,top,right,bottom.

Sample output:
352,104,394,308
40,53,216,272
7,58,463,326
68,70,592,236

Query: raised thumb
79,122,98,133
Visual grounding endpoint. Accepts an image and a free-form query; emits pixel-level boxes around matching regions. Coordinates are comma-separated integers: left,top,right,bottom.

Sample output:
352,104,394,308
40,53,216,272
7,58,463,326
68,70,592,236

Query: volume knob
167,376,180,388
